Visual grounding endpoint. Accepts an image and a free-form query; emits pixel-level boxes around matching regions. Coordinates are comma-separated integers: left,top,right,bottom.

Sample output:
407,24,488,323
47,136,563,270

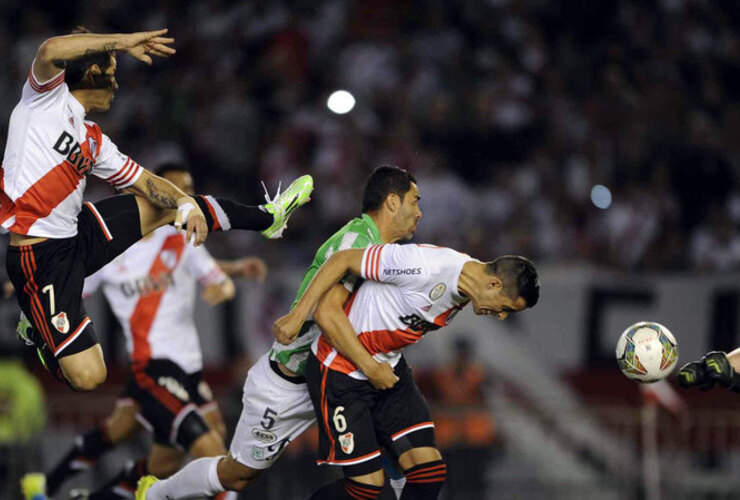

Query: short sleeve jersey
269,214,382,375
84,226,227,373
312,244,473,380
0,64,143,238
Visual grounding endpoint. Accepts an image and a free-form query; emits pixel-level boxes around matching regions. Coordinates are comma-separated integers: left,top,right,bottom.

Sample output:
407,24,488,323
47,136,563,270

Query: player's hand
273,312,304,345
175,196,208,246
240,257,267,282
701,351,739,389
121,29,176,65
365,362,399,390
677,361,713,390
202,279,236,306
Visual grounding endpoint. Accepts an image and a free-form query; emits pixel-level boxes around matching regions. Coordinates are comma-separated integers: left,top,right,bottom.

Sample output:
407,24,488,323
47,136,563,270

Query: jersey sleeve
182,245,228,286
82,267,105,298
91,130,143,189
360,244,428,287
20,60,66,109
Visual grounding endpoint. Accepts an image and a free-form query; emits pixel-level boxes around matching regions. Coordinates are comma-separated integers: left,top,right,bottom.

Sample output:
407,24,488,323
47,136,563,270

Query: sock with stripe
400,460,447,499
146,456,225,499
308,478,383,500
46,424,113,495
89,458,148,499
195,195,272,232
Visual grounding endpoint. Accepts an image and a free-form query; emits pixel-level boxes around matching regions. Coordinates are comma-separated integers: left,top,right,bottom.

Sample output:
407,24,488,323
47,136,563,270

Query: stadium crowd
1,0,740,275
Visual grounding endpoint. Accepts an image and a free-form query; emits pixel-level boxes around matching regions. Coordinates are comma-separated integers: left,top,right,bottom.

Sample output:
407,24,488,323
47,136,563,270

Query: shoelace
261,180,282,206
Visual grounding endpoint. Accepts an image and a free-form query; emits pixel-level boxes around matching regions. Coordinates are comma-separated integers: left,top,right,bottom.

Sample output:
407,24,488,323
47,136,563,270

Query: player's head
155,162,194,195
65,26,118,112
362,165,422,241
473,256,539,318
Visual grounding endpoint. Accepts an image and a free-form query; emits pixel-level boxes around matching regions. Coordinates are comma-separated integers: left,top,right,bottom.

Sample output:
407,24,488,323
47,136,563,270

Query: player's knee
66,364,107,391
218,456,261,491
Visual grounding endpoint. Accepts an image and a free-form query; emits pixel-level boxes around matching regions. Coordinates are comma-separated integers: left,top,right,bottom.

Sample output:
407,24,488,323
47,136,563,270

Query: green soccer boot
260,175,314,239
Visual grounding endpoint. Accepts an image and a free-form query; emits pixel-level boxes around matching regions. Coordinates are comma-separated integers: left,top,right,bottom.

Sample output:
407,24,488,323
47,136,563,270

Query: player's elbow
67,364,107,392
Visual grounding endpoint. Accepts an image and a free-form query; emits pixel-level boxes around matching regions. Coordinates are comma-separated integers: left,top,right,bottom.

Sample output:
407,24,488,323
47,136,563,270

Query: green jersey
269,214,382,375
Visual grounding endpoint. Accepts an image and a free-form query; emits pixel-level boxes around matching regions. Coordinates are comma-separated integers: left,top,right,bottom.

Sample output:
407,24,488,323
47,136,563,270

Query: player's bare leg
201,407,228,441
397,447,446,499
58,344,107,391
147,445,186,479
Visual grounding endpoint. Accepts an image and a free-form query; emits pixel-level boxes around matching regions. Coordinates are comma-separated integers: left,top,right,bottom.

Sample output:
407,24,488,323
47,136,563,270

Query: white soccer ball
616,321,679,383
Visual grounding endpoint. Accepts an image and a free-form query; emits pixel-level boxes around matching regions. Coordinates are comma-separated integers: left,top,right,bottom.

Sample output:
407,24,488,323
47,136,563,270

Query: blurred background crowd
2,1,740,498
2,0,740,272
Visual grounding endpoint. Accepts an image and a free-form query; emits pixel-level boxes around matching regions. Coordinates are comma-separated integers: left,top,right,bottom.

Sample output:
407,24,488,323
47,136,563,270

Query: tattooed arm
126,169,209,246
34,29,175,82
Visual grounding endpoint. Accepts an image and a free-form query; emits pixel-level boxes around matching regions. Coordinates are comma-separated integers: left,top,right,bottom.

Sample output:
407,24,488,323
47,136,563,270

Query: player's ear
384,193,401,213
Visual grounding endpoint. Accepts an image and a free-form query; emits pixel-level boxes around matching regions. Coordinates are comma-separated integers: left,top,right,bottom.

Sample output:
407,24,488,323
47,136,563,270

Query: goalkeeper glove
678,351,740,392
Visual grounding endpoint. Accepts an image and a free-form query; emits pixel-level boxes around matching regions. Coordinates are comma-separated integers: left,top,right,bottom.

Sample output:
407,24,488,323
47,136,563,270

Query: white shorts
230,352,316,469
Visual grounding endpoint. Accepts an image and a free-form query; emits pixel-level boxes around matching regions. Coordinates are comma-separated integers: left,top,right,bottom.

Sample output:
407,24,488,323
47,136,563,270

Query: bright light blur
327,90,356,114
591,184,612,209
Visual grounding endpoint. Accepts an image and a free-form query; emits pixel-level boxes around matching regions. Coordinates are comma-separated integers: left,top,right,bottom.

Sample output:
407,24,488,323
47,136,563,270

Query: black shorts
306,353,436,476
6,195,142,358
122,358,214,447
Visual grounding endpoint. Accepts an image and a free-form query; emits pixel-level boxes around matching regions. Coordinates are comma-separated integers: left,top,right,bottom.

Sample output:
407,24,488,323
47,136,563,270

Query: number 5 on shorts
333,406,347,432
42,284,56,315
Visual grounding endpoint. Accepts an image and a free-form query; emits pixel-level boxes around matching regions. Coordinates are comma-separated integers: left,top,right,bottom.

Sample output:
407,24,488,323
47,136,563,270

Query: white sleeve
91,131,143,189
360,244,428,287
83,267,106,298
182,245,228,286
20,60,67,109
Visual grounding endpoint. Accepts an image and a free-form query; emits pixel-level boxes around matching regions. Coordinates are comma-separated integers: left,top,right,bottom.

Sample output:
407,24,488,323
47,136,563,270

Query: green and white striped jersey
269,214,382,375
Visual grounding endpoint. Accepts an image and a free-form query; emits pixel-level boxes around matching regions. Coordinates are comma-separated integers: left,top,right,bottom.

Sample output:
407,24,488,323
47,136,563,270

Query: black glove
678,351,740,392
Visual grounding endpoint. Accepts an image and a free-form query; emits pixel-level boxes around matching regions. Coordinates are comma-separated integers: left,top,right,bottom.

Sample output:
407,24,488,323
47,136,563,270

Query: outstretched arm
313,283,399,389
33,29,175,82
126,169,208,246
273,248,364,344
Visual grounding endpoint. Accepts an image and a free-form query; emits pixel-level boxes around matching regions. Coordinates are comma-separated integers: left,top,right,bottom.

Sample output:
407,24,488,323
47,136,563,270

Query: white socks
146,456,225,499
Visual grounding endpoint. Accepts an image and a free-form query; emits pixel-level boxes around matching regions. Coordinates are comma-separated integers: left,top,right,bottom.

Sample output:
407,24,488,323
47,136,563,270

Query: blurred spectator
430,337,495,499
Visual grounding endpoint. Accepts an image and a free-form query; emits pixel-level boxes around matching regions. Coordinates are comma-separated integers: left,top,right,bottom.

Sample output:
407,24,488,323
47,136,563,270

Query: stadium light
591,184,612,209
327,90,356,114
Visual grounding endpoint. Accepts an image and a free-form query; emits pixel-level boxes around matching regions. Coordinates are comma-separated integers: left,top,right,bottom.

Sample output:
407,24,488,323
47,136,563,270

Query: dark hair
486,256,540,308
65,26,116,91
361,165,417,213
155,162,190,177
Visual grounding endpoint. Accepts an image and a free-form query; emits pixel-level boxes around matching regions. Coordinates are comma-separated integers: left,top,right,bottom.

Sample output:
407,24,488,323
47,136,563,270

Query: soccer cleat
68,489,89,500
21,473,47,500
260,175,314,239
16,311,37,346
135,476,158,500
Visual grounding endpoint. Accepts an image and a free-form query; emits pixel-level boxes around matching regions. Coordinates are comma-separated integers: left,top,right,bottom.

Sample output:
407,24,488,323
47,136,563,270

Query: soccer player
136,166,421,499
2,27,312,392
42,164,265,499
270,245,540,499
677,349,740,392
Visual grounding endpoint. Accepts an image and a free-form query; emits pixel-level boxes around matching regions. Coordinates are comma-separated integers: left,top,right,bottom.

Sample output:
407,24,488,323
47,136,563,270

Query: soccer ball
616,321,679,383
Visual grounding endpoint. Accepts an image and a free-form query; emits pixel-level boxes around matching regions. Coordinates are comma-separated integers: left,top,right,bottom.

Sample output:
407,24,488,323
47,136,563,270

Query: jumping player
269,245,539,499
136,166,421,499
2,27,313,392
41,164,265,499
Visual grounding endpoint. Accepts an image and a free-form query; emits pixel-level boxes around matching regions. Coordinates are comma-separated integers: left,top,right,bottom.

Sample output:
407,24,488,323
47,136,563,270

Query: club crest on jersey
51,312,70,334
339,432,354,455
429,283,446,301
160,250,177,269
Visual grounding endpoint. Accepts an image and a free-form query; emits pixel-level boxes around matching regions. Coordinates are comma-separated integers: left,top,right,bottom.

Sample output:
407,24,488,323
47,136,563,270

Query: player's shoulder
325,215,380,251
